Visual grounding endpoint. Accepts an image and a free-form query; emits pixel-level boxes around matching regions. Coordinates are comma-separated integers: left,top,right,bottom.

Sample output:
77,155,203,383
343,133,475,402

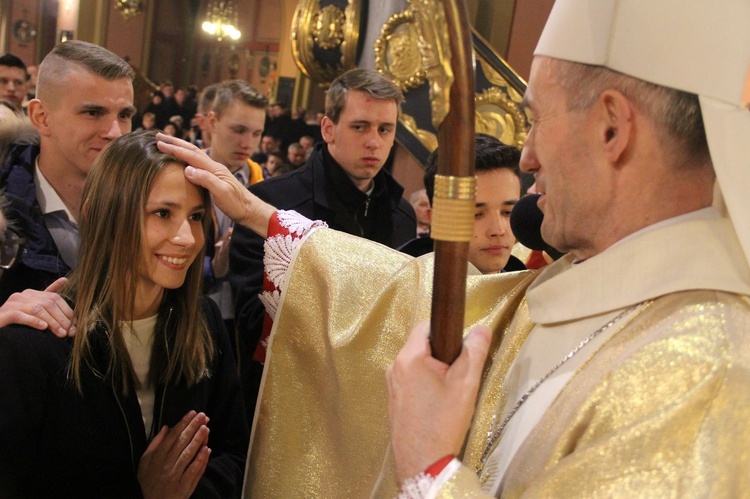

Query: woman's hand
137,410,211,499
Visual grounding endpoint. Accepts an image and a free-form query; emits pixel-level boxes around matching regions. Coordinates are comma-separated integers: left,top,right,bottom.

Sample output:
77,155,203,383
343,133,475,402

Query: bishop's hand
386,320,491,483
156,133,276,238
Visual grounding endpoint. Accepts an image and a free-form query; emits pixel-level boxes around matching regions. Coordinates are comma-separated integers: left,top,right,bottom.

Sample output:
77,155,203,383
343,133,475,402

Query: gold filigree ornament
312,4,345,50
115,0,144,21
478,58,525,104
409,0,454,130
475,87,528,149
374,8,427,93
292,0,361,86
399,113,438,152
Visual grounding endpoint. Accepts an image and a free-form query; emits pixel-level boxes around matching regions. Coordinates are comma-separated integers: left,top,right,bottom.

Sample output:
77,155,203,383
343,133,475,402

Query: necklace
477,301,650,474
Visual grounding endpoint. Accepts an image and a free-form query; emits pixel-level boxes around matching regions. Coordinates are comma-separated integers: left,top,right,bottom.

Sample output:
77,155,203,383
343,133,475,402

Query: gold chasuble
243,228,537,497
245,214,750,498
240,0,750,494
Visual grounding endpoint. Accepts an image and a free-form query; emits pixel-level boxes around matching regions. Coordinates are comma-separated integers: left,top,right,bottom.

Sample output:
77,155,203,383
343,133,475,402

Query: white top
122,315,158,437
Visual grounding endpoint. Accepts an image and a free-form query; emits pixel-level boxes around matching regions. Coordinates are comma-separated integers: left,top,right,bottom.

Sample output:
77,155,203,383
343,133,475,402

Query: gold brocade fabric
245,218,750,498
437,291,750,497
243,228,537,498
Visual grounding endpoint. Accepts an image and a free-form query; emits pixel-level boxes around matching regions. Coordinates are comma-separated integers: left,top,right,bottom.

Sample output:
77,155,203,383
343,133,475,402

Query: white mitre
535,0,750,266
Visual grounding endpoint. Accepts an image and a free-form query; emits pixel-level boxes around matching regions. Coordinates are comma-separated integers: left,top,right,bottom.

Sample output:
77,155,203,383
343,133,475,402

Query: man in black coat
229,68,416,422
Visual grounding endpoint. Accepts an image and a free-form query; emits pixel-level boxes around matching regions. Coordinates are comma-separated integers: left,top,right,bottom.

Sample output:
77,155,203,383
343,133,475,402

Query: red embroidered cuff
425,454,455,477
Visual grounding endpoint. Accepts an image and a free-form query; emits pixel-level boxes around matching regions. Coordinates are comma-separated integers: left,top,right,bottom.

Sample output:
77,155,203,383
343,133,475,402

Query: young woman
0,131,248,497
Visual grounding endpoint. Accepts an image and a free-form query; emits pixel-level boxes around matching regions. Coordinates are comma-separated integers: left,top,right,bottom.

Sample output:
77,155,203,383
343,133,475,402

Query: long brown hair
67,130,213,394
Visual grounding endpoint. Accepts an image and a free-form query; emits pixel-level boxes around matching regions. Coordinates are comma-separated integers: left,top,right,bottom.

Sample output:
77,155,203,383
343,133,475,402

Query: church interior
0,0,556,191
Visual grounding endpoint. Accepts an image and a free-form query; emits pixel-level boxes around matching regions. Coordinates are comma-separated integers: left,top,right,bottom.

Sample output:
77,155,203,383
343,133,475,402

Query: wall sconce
115,0,144,21
57,0,79,41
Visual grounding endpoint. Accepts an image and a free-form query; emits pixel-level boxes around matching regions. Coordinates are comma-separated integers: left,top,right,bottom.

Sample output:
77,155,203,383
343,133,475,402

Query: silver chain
477,301,648,472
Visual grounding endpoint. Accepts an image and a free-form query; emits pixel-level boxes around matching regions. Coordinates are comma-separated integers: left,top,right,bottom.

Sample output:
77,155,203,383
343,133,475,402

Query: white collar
527,209,750,324
34,156,77,223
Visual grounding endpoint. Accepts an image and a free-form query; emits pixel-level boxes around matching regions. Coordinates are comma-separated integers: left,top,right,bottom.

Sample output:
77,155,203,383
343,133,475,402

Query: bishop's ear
597,89,634,163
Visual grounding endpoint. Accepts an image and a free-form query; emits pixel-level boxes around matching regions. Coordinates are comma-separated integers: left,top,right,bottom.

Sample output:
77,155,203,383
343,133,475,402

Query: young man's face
321,90,398,191
31,68,135,179
208,100,265,173
142,115,155,129
287,146,306,166
468,169,521,274
411,190,431,231
260,135,279,153
265,154,283,175
0,65,28,107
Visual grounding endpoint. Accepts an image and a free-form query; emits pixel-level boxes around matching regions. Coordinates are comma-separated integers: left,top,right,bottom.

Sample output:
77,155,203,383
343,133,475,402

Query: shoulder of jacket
0,116,39,165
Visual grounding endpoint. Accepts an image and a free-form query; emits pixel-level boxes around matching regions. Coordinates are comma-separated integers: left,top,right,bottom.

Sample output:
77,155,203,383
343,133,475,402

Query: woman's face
136,162,205,316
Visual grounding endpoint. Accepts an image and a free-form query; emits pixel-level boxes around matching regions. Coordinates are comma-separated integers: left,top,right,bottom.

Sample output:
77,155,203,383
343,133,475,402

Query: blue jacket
0,143,71,302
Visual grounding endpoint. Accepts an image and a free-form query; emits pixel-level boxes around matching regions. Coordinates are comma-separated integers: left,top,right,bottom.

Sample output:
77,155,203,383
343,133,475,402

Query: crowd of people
1,0,749,496
130,78,324,181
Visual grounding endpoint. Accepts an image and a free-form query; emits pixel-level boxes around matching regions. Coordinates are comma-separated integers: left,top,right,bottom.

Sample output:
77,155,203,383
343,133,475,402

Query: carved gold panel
475,87,527,149
292,0,361,86
409,0,453,129
376,2,453,129
313,5,346,50
399,113,438,152
374,8,426,92
378,7,529,155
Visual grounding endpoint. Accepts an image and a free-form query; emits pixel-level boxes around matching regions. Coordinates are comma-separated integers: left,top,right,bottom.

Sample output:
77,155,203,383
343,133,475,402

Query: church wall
505,0,555,80
105,1,148,69
3,0,41,65
0,0,553,123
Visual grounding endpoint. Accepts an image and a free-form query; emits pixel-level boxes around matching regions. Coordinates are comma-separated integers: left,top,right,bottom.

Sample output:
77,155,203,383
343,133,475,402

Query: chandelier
202,0,241,41
114,0,144,21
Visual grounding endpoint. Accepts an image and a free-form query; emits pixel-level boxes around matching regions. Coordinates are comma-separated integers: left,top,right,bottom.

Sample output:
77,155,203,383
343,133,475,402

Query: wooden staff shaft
429,0,476,364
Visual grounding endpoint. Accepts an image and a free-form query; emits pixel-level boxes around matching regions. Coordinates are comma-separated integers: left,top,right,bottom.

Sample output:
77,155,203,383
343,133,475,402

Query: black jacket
0,143,71,302
228,143,416,422
0,298,248,498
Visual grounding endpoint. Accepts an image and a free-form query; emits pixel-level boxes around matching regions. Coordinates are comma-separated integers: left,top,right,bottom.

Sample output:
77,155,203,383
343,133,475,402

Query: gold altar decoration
374,8,427,92
376,5,529,154
312,5,346,50
410,0,454,130
399,113,438,152
292,0,361,86
114,0,143,21
475,87,528,148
